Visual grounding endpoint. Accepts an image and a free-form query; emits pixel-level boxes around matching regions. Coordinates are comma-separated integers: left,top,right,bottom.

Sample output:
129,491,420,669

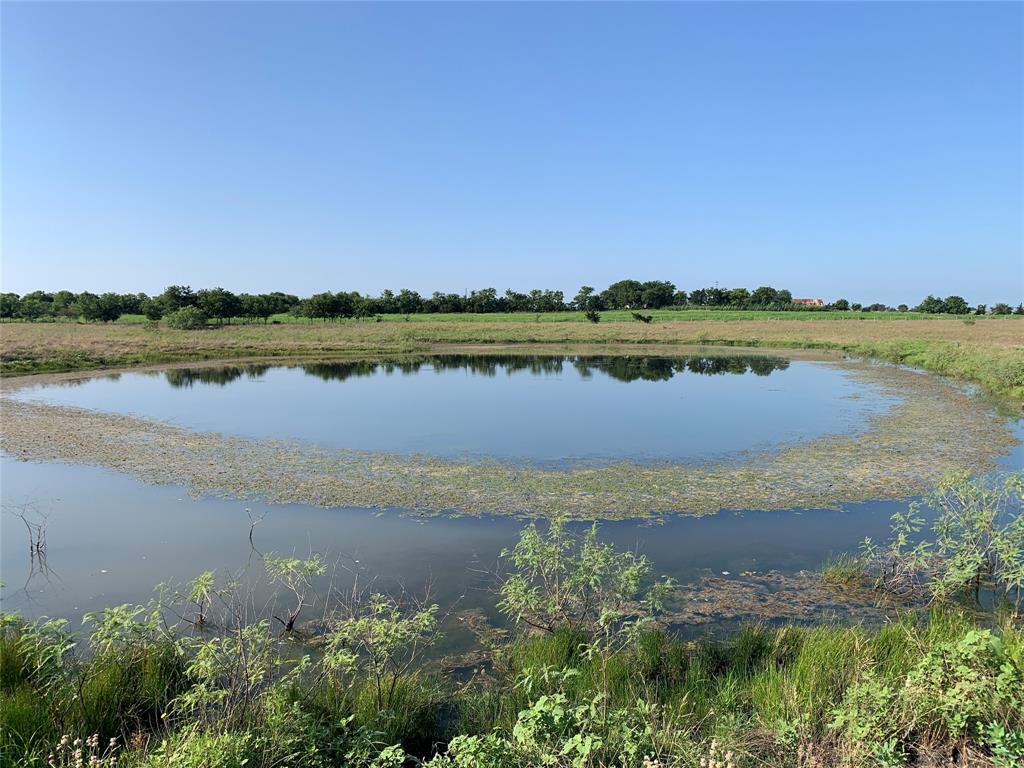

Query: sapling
263,554,326,632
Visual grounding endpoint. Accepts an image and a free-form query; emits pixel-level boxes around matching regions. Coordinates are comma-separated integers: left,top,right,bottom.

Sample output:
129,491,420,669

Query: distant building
792,298,824,306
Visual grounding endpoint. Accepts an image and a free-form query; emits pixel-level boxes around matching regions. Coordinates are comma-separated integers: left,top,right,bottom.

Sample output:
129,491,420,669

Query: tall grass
3,607,1021,767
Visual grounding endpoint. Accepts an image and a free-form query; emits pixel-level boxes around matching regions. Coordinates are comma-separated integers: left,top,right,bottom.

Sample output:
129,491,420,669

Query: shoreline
2,355,1016,520
3,316,1022,409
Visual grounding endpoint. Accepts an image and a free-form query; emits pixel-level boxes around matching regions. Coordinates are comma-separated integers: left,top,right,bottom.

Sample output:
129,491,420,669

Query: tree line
1,282,1021,324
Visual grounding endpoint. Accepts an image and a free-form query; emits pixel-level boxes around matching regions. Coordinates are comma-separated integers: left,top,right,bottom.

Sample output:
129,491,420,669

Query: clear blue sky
2,2,1022,305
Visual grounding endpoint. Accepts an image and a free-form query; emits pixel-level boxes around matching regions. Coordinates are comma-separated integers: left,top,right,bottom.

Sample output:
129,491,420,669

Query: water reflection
157,355,791,388
163,364,274,388
11,353,888,463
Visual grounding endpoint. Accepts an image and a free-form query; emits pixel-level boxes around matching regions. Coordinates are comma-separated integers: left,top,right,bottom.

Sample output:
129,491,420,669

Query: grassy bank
2,314,1022,405
3,605,1022,768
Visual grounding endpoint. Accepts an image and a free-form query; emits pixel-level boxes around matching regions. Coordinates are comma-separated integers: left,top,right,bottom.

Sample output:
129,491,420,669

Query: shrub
861,472,1024,613
163,306,208,330
903,629,1022,738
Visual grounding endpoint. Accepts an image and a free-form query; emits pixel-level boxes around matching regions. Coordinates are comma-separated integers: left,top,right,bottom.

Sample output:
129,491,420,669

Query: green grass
4,608,1021,767
820,553,868,586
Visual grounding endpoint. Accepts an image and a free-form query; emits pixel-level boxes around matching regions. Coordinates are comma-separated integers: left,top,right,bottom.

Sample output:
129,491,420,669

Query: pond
1,350,1020,645
7,353,895,464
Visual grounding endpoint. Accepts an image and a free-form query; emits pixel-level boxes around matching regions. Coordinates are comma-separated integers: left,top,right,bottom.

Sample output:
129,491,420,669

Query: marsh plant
321,589,441,712
498,520,675,642
862,472,1024,612
264,553,327,632
186,571,214,628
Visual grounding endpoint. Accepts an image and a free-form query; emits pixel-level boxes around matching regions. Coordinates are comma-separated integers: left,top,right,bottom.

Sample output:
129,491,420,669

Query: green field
3,312,1022,406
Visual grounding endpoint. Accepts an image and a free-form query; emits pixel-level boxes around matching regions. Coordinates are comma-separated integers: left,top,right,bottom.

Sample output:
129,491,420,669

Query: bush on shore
162,307,209,330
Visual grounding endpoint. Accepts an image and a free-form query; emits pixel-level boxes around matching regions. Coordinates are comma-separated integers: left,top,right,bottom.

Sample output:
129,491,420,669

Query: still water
8,354,897,464
2,353,1020,642
1,457,911,642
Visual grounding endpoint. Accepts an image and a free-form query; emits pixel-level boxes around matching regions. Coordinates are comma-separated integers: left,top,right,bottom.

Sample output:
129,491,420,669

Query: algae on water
0,360,1016,520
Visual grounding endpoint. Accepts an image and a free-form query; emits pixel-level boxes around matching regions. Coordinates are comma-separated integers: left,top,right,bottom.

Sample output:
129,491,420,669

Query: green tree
17,294,49,320
73,292,102,321
51,290,78,319
303,292,338,321
159,285,197,312
396,288,423,314
95,293,124,322
375,289,397,313
917,295,945,313
572,286,601,311
141,296,164,321
0,292,20,320
427,291,465,313
944,295,970,314
238,294,270,323
504,289,529,312
116,293,146,315
196,288,241,325
528,289,564,312
467,288,499,313
727,287,751,306
265,291,298,314
750,286,787,307
639,280,675,308
601,280,644,309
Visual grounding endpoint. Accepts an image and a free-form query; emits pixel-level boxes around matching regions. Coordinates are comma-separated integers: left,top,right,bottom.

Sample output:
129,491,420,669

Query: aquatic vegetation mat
661,570,912,629
0,360,1016,519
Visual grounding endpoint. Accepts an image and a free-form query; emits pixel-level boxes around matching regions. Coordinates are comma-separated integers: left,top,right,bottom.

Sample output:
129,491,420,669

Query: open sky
2,2,1022,305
